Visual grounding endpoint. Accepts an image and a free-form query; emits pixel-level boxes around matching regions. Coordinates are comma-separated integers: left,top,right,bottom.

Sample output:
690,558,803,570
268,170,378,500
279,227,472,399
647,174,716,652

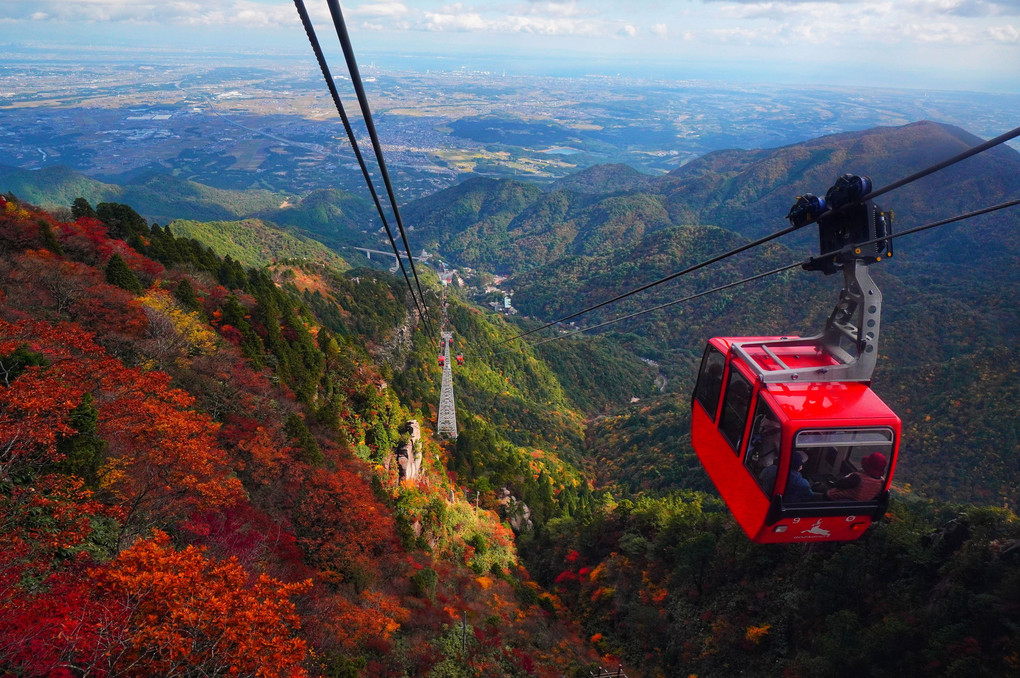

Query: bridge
347,246,406,261
345,246,405,273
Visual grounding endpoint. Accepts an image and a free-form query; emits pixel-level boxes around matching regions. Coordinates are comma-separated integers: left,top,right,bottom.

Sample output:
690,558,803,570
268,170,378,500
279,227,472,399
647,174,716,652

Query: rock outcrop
396,419,422,482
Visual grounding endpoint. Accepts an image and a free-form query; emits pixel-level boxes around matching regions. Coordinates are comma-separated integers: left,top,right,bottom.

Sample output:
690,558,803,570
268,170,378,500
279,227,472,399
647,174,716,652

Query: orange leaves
94,531,311,677
309,590,406,654
1,317,242,520
293,467,400,585
744,624,771,644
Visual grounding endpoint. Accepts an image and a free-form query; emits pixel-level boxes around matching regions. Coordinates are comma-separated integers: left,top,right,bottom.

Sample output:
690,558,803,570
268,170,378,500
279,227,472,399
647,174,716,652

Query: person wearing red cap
825,452,888,501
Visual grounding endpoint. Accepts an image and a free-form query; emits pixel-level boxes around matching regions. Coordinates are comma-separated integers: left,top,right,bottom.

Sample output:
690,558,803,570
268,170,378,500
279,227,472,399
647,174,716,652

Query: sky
1,1,1019,91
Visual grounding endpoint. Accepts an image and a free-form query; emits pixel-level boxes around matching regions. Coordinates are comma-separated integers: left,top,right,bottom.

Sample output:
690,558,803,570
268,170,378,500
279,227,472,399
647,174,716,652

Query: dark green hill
660,121,1020,261
0,165,121,207
407,121,1020,285
0,166,284,223
402,177,545,271
120,173,284,224
549,163,654,195
167,218,350,270
254,188,378,250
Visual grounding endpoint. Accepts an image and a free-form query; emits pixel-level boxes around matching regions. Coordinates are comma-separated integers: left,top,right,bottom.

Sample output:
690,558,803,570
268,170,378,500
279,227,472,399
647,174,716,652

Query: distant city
3,50,1020,200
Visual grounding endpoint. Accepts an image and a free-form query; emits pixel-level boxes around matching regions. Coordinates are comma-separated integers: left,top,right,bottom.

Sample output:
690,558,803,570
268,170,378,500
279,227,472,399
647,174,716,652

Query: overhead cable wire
500,221,806,346
522,198,1020,350
525,262,802,350
862,125,1020,203
323,0,435,336
500,124,1020,346
292,0,435,340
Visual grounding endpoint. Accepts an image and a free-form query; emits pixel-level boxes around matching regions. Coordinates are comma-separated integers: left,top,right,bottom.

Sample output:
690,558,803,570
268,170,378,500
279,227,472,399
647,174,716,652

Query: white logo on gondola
800,519,830,537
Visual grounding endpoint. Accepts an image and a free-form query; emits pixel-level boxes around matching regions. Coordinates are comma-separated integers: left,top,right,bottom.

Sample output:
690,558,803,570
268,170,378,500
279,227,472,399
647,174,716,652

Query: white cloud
354,2,410,19
424,8,488,31
520,1,588,19
652,22,667,37
901,20,972,43
705,26,769,42
907,0,1020,17
988,23,1020,39
0,0,299,27
419,3,611,37
619,23,637,37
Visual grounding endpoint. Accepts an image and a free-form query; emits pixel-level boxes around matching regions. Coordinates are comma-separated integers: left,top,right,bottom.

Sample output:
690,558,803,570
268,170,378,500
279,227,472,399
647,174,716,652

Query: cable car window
718,368,753,453
744,398,782,495
693,346,726,419
796,429,894,447
786,428,895,505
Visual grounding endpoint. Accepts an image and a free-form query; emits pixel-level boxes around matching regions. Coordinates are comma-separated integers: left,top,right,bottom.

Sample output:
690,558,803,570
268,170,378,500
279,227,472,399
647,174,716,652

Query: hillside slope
0,196,603,677
168,217,350,270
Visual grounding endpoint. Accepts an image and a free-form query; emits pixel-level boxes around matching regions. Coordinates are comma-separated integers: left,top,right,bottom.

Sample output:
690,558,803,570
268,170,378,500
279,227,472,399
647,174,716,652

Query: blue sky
2,1,1019,91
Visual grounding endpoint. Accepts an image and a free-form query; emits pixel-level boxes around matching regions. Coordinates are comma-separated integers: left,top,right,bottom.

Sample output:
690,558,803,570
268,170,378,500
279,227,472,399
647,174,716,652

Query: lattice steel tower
437,331,458,439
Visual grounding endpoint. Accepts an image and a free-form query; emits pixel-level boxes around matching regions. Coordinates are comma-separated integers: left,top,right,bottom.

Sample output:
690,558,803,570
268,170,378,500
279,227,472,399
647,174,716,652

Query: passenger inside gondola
822,452,888,501
783,451,816,503
746,404,782,493
788,430,894,504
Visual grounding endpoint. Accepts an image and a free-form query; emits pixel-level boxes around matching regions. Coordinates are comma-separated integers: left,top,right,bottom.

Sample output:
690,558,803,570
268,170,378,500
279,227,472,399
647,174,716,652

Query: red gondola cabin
691,176,900,543
691,335,900,543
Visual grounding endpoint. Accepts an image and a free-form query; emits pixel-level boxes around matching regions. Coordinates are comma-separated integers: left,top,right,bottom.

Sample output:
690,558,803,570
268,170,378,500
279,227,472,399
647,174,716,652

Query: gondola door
692,340,775,539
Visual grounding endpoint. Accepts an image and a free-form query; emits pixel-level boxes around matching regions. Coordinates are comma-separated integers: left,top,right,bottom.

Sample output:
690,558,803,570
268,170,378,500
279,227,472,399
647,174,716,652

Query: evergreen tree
0,346,47,387
71,197,97,220
284,412,323,465
38,221,64,255
96,202,148,241
104,253,143,294
56,393,107,487
174,277,201,313
221,294,265,366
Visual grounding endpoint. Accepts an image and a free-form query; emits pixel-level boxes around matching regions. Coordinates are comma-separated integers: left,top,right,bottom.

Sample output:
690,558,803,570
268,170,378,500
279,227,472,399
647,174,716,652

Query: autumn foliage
93,531,311,677
1,197,600,676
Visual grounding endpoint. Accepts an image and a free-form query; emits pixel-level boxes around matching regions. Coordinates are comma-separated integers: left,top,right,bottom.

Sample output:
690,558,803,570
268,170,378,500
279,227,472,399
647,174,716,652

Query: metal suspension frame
731,259,882,384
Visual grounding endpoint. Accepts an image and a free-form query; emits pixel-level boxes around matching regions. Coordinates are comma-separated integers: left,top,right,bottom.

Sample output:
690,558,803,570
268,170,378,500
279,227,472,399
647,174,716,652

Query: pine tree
105,253,143,293
71,197,96,220
284,412,324,465
174,277,201,313
56,393,107,487
38,221,64,255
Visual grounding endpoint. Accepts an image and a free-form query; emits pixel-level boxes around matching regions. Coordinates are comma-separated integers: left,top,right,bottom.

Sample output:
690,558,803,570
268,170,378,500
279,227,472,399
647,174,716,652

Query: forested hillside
0,166,287,224
168,217,350,270
0,196,605,676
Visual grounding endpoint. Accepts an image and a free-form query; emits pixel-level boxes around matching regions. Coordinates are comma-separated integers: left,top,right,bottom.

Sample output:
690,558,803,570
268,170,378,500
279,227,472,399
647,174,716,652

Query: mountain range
4,122,1018,510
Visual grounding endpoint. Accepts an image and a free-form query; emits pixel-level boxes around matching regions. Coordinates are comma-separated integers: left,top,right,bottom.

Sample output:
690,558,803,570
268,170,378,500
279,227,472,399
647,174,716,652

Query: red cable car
438,355,445,367
456,354,464,366
692,177,899,543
